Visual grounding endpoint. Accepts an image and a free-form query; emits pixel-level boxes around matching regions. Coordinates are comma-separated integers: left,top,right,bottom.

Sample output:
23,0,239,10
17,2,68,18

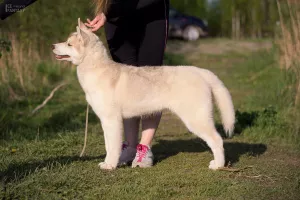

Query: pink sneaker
132,144,154,168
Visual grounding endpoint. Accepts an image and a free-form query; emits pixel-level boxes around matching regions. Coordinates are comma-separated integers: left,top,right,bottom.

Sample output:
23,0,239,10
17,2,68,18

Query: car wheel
183,26,200,41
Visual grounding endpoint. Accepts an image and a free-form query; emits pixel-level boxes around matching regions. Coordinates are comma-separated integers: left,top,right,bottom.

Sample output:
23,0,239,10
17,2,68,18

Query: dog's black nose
52,44,55,50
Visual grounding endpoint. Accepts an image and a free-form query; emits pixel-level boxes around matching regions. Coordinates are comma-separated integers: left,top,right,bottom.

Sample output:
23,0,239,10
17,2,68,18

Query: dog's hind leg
195,126,225,170
172,104,225,170
185,117,224,170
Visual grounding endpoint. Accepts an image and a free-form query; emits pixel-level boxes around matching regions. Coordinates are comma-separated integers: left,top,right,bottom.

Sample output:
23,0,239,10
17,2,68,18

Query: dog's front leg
98,115,123,170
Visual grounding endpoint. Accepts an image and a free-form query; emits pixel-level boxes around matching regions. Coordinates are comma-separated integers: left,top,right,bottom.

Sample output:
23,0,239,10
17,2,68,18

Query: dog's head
52,18,99,65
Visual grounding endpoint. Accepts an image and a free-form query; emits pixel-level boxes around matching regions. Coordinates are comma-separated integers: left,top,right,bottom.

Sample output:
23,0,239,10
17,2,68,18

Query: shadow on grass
1,103,101,141
152,138,267,165
216,110,260,138
42,104,100,132
1,155,104,184
152,109,268,165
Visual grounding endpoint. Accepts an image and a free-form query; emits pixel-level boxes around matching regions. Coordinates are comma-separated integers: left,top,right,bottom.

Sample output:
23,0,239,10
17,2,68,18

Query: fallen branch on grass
30,82,67,116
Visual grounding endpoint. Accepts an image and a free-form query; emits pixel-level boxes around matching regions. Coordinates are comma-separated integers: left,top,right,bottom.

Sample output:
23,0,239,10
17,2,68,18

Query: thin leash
80,103,89,157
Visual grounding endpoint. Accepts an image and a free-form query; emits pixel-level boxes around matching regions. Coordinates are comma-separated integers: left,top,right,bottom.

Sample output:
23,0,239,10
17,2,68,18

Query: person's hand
85,13,107,32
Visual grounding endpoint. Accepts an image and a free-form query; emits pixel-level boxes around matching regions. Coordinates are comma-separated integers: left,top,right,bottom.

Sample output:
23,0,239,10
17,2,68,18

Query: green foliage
206,1,221,36
219,0,279,37
163,53,187,66
0,0,104,56
0,39,11,58
171,0,207,19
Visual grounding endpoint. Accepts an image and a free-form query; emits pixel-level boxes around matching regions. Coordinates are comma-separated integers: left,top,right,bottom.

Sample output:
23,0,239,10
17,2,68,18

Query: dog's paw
209,160,223,170
98,162,115,170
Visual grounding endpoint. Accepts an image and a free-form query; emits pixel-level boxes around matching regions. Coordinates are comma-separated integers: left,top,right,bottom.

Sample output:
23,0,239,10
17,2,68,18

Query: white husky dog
52,19,235,170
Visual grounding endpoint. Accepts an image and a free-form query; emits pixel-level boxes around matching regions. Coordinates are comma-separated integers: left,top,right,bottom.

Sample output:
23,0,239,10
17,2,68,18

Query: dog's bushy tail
198,69,235,137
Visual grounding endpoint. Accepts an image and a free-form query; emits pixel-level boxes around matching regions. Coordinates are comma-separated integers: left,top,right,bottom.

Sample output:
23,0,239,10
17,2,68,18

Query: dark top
0,0,163,20
107,0,163,19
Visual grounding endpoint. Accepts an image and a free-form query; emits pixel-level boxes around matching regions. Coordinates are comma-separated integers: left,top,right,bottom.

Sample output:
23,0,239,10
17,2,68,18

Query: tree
219,0,278,39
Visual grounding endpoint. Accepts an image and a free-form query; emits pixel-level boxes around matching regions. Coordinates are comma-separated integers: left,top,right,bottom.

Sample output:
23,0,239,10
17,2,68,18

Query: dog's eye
68,43,72,47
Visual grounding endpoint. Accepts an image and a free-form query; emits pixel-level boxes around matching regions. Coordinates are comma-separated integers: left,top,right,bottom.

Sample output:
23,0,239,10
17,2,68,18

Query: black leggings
104,0,169,66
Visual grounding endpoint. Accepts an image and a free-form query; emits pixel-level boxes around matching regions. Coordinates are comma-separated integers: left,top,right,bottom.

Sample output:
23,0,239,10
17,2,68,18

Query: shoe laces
136,144,149,162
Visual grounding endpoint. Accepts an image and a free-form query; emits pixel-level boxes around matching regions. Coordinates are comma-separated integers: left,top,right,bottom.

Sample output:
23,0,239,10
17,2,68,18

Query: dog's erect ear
78,18,89,31
76,18,90,46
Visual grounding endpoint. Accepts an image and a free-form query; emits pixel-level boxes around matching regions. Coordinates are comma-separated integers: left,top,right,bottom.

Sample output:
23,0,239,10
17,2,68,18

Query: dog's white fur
52,19,235,170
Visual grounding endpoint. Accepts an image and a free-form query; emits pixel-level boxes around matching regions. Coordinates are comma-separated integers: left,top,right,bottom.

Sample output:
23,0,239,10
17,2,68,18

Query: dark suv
168,7,208,41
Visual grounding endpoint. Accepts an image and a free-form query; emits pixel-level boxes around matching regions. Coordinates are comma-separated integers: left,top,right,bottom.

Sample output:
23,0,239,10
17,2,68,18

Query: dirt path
166,39,272,55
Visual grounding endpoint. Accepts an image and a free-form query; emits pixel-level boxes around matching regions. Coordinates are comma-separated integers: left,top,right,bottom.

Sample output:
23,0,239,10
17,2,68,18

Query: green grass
1,40,300,199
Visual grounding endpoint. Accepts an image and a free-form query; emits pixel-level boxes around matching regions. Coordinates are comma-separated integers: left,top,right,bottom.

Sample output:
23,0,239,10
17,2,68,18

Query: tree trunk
252,8,257,39
232,5,236,39
236,10,241,40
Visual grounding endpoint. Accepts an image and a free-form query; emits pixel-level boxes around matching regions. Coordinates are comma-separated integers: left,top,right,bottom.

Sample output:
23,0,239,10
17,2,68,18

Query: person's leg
123,117,140,147
139,114,162,145
131,0,169,168
138,0,169,147
104,20,141,164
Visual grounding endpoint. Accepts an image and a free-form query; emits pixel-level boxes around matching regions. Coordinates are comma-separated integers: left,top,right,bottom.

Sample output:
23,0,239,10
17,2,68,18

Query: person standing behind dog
85,0,169,168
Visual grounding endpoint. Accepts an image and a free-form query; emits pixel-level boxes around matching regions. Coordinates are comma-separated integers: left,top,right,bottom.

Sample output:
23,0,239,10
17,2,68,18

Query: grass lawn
1,39,300,199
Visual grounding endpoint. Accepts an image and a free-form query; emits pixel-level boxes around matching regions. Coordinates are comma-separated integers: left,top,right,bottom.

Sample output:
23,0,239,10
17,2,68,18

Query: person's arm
0,0,37,20
106,0,163,19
